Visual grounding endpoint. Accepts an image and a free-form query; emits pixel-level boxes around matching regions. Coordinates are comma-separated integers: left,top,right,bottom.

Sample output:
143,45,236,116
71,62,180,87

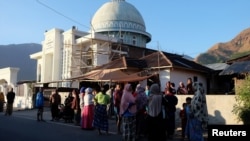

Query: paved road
0,107,206,141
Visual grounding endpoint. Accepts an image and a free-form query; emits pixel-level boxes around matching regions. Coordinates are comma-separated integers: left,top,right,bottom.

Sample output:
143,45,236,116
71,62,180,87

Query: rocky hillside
195,28,250,64
0,43,41,81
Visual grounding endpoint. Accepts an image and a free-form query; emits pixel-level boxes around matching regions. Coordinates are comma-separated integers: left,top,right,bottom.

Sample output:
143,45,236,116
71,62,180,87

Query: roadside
10,107,207,141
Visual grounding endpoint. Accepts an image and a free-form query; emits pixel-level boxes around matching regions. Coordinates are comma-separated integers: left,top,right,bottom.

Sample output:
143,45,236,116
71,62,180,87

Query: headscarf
178,81,188,94
79,87,86,107
135,84,148,111
120,83,136,116
191,82,208,122
148,83,163,117
85,87,93,94
80,87,86,93
84,87,94,106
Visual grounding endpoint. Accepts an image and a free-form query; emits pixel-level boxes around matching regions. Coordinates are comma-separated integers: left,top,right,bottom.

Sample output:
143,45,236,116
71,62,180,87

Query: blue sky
0,0,249,58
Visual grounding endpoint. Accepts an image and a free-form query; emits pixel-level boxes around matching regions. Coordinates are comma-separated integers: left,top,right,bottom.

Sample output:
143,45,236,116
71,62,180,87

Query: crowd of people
32,76,207,141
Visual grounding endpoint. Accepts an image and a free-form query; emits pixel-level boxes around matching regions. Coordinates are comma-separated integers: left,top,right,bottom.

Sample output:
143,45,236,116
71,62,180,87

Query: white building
0,67,34,110
30,0,151,88
0,67,19,94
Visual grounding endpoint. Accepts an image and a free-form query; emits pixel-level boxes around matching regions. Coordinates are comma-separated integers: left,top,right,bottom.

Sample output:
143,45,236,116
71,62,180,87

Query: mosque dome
91,0,151,44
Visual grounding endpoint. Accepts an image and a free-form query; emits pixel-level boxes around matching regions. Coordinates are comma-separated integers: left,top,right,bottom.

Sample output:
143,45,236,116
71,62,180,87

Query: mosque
30,0,211,92
20,0,242,125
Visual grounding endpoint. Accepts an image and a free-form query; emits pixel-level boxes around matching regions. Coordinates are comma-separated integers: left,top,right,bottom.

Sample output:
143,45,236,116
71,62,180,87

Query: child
179,102,187,140
185,97,192,140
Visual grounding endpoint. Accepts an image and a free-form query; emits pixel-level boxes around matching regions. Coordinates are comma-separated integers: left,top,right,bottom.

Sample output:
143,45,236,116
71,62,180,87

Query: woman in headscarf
186,78,194,94
164,82,178,139
71,88,81,125
63,92,74,122
93,85,110,135
120,83,137,141
134,84,148,138
177,81,188,94
186,82,208,141
147,83,167,141
81,87,94,130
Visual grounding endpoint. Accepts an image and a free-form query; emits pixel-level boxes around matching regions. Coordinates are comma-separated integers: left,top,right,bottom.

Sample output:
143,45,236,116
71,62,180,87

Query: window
132,36,136,45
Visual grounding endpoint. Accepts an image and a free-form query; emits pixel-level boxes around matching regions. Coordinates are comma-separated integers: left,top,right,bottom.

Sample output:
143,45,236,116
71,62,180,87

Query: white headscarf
84,87,94,106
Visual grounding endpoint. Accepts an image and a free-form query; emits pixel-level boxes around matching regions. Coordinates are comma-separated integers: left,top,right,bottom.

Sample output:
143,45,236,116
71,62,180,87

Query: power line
36,0,90,30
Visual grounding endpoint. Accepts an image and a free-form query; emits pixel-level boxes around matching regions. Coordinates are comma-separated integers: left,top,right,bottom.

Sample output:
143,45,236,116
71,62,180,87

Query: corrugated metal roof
219,61,250,75
205,63,229,71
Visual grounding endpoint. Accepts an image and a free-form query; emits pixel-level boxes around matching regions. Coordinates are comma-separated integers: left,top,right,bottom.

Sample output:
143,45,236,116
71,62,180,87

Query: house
219,53,250,94
69,50,212,94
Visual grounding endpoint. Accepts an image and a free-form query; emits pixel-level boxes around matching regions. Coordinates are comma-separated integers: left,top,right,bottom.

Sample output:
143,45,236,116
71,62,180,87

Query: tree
232,75,250,125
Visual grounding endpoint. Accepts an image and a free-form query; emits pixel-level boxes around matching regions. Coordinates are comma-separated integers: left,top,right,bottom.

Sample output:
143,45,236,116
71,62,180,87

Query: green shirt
94,92,110,105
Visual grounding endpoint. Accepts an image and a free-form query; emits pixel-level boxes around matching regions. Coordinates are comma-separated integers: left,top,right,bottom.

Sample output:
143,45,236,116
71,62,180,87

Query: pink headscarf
120,83,137,116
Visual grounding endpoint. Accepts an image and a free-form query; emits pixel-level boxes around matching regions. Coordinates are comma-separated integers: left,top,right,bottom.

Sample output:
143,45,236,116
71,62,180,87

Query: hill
195,28,250,64
0,43,41,81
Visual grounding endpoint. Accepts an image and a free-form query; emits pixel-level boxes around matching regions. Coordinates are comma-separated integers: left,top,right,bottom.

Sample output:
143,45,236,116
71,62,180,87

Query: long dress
147,83,166,141
93,92,110,132
81,93,94,129
120,83,137,141
186,82,208,141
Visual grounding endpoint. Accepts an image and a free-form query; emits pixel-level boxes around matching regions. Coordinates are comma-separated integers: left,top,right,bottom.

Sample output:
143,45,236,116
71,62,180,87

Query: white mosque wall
37,59,42,82
41,28,64,87
94,43,110,66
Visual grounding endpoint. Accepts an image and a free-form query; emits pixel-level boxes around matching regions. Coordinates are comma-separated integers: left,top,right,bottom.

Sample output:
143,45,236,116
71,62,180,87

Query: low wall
13,93,242,126
14,96,33,109
13,92,69,110
175,94,243,128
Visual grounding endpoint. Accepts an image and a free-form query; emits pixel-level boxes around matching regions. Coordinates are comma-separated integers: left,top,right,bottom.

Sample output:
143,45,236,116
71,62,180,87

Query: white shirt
84,93,94,106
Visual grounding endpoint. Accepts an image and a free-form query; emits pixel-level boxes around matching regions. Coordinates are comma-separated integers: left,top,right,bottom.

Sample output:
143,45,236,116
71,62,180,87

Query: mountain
195,28,250,64
0,43,41,81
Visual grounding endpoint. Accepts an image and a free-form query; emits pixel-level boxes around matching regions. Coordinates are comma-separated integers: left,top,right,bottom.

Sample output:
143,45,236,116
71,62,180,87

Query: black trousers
51,104,59,119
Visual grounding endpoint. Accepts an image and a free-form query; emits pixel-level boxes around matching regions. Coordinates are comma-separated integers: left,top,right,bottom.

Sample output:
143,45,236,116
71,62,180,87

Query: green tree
232,75,250,125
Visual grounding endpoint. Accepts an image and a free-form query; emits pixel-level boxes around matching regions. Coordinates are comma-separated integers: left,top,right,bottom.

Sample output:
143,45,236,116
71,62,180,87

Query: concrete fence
12,92,242,126
175,94,242,129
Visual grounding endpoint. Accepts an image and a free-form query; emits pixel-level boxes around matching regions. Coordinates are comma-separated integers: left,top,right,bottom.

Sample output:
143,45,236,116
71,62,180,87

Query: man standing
5,87,15,116
49,89,61,121
36,87,45,121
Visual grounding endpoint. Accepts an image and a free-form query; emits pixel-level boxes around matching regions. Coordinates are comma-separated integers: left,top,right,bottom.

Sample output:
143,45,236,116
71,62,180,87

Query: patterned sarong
122,116,136,141
93,104,108,131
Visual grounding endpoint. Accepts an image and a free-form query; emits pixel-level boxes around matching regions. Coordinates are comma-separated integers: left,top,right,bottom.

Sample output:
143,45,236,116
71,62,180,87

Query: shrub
232,75,250,125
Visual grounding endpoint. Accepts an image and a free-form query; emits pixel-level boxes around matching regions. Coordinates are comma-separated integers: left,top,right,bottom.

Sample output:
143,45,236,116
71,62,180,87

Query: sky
0,0,250,58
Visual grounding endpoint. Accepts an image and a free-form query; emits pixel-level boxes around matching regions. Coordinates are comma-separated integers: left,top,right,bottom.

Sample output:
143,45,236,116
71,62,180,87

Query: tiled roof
93,47,212,74
139,51,172,68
